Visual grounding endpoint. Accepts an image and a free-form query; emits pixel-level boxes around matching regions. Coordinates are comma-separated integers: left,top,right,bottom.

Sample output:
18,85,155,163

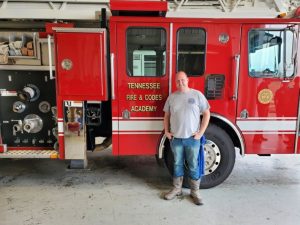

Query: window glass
127,28,166,77
177,28,206,76
248,29,295,78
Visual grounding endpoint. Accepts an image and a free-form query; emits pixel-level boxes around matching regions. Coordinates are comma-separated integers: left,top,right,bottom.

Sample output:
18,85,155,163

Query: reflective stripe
112,117,164,120
112,120,163,131
112,121,118,131
58,122,64,133
237,117,297,120
237,120,296,131
114,132,161,135
243,131,296,134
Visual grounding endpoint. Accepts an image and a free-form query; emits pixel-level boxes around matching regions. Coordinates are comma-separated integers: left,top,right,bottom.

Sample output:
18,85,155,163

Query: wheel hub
204,140,221,175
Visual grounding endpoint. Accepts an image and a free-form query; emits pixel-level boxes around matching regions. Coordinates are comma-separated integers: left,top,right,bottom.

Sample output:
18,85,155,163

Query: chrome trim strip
169,23,173,95
294,96,300,154
110,53,115,100
158,134,167,159
233,54,240,100
48,35,54,79
63,101,86,160
53,28,106,33
0,65,55,71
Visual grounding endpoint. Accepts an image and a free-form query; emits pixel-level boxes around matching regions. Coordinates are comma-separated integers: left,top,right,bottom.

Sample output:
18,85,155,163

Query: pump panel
0,70,57,149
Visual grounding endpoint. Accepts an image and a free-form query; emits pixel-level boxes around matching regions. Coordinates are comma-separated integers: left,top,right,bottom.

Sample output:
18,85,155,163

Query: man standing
163,71,210,205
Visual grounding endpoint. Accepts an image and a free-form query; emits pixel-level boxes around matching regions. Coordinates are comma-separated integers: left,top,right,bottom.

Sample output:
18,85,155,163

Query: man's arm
164,112,173,139
194,109,210,139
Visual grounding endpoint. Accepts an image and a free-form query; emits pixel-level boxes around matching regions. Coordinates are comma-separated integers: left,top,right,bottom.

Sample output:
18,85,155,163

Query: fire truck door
237,24,299,154
114,22,169,155
170,23,242,121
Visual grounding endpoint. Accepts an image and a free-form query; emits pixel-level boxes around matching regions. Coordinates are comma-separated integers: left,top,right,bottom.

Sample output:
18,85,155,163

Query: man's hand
194,109,210,140
165,131,173,140
164,112,173,140
193,131,203,140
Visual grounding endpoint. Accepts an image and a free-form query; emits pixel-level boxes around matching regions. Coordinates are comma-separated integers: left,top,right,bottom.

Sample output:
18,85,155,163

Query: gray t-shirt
163,88,210,138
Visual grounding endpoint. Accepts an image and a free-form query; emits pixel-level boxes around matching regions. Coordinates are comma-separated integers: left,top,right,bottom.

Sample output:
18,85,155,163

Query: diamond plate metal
0,150,58,158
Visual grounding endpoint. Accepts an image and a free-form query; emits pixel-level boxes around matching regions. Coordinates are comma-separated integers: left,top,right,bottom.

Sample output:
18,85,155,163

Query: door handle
232,54,240,100
240,109,249,119
122,109,130,119
110,53,115,100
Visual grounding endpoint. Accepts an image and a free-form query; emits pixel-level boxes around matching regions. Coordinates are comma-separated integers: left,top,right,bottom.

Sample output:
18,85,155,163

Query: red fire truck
0,0,299,188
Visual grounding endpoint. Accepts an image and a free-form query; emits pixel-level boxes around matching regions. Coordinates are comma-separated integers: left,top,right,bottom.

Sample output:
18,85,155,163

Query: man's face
176,72,189,91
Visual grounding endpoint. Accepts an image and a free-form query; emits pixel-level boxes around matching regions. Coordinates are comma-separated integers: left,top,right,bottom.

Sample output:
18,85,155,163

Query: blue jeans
170,137,201,180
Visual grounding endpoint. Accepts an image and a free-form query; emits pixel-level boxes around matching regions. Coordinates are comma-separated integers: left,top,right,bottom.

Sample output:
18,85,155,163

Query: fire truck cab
0,0,300,188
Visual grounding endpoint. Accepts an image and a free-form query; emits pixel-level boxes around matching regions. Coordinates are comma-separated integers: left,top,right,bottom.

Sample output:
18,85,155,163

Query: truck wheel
164,124,236,189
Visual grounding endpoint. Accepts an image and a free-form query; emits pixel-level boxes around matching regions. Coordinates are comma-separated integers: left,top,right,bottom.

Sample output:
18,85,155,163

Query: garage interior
1,1,300,225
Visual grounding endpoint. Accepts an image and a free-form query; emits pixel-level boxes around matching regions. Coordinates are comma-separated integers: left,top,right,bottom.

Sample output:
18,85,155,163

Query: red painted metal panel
243,134,295,154
55,29,108,101
110,16,300,25
171,23,242,124
110,21,119,155
0,145,7,153
111,17,300,156
110,0,167,12
114,22,169,155
118,134,160,155
237,24,299,154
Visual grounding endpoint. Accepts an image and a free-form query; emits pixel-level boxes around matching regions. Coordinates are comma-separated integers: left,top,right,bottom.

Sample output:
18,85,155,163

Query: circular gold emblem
258,89,273,104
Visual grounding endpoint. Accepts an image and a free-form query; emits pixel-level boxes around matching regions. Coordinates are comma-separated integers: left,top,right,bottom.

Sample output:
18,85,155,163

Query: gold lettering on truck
126,94,137,100
131,106,157,112
128,83,161,89
144,94,162,101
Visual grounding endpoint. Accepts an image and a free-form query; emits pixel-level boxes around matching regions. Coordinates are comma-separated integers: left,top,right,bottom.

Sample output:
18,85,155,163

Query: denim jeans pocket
189,137,200,147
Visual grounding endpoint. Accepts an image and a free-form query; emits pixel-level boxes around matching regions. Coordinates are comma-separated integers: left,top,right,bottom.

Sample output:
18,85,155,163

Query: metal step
0,150,58,159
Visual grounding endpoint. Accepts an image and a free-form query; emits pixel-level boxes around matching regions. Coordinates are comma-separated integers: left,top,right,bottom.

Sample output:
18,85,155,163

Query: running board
0,150,58,159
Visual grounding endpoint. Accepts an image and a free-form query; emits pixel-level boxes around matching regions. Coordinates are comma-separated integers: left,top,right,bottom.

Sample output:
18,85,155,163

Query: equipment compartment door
237,24,299,154
114,22,169,155
55,28,108,100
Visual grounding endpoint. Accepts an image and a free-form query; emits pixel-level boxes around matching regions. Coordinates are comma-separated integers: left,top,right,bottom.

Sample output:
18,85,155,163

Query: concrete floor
0,150,300,225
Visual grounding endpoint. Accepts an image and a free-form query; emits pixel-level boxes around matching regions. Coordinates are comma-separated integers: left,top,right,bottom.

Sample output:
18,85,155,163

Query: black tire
164,124,236,189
